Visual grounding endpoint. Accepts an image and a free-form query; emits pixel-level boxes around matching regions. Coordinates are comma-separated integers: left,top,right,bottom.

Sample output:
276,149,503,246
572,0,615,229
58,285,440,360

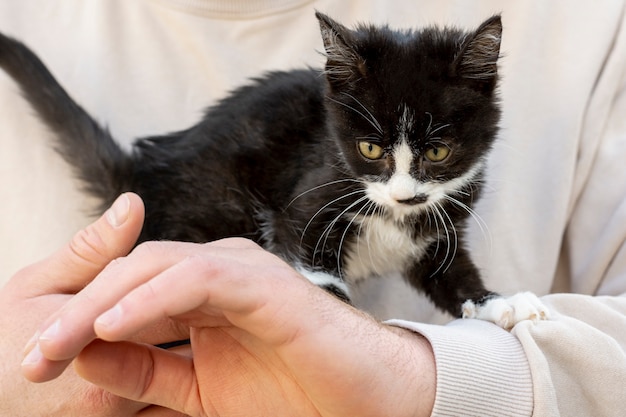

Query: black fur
0,13,503,317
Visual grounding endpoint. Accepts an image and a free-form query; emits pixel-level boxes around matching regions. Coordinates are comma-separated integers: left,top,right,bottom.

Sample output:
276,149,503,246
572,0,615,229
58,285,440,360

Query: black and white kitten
0,13,548,328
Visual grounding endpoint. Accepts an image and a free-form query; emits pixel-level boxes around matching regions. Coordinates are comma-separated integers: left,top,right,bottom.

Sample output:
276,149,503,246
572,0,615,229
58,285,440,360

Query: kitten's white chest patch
342,215,431,283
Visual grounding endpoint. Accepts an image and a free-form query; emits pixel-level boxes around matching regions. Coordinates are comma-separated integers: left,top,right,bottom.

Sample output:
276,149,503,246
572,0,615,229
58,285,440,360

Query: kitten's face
317,13,502,221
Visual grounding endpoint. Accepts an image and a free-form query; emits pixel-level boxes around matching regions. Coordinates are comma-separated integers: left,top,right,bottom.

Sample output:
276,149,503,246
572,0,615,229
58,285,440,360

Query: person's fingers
25,237,308,383
22,242,196,382
36,239,277,362
17,192,145,295
92,254,252,341
20,193,144,382
91,243,319,347
38,242,202,350
74,340,205,417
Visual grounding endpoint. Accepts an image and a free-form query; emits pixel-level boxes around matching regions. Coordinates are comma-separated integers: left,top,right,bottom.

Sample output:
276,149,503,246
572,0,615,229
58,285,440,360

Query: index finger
23,240,206,382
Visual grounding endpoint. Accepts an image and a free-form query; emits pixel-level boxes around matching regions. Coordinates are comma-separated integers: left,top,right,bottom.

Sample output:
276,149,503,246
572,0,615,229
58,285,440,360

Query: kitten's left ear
316,12,366,88
453,15,502,84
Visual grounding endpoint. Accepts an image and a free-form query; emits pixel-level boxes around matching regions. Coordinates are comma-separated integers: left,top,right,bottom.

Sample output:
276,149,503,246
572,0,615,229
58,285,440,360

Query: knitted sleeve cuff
385,318,534,417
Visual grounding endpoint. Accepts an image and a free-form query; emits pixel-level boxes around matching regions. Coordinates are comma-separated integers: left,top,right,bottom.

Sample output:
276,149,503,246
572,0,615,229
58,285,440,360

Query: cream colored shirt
1,1,625,416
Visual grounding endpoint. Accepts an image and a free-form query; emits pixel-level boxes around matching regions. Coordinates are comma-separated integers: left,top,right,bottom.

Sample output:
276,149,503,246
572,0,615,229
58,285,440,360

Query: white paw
462,292,550,330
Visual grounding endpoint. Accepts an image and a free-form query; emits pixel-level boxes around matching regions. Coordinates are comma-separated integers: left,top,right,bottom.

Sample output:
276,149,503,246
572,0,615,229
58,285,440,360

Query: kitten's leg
407,243,494,318
295,266,351,303
407,244,549,329
462,292,550,330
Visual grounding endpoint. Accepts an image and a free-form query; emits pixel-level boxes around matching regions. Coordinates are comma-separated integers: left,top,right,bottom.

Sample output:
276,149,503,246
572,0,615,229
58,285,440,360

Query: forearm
281,301,437,417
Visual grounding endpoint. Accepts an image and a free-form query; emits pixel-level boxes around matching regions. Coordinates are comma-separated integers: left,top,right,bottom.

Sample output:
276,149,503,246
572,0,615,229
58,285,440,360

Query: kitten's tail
0,32,131,209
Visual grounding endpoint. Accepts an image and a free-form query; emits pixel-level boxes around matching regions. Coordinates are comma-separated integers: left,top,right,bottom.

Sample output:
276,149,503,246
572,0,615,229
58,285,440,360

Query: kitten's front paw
462,292,550,330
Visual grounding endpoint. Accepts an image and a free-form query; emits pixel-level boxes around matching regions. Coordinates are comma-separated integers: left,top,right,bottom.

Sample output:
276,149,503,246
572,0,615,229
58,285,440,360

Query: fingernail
106,194,130,228
95,304,123,328
21,343,43,367
38,319,61,342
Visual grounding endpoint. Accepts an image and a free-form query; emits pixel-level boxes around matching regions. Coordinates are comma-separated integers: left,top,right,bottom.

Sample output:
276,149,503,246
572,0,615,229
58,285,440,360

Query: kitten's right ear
316,12,366,88
453,15,502,85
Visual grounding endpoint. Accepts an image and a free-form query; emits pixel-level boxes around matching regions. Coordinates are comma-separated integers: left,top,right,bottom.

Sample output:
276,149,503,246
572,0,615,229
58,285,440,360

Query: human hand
22,237,436,416
4,193,187,417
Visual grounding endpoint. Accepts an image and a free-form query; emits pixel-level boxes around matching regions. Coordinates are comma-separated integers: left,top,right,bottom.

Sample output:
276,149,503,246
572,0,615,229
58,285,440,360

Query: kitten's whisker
428,204,445,275
326,94,383,135
314,195,369,268
285,178,362,210
453,189,471,197
300,189,365,248
430,202,453,277
443,194,493,255
359,204,385,278
425,205,433,229
430,204,445,265
426,205,441,258
319,196,369,254
325,96,367,126
354,201,376,272
424,112,434,136
369,204,387,277
427,123,452,138
437,201,458,275
337,198,374,279
340,92,384,135
356,134,383,141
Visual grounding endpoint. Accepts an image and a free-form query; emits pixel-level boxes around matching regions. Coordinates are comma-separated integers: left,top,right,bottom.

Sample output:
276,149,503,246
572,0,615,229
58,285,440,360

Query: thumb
26,193,145,294
75,339,201,416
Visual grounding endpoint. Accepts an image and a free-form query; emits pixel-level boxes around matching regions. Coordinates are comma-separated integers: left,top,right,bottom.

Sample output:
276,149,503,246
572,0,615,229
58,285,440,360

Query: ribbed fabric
387,319,534,417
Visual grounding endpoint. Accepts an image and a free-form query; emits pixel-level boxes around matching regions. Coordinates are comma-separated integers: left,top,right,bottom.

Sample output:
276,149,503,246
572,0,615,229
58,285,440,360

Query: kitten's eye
358,141,384,160
424,146,450,162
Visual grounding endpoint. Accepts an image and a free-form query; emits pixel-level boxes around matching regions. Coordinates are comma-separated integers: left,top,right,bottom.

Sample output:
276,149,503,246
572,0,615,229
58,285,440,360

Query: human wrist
294,289,436,417
383,324,436,417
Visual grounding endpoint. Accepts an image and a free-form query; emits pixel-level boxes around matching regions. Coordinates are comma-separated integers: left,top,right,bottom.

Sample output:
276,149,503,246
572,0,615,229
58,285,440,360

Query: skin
16,193,436,417
1,193,188,416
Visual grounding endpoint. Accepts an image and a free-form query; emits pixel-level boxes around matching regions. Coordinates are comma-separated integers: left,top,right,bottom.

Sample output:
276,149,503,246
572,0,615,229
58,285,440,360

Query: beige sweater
0,1,624,415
